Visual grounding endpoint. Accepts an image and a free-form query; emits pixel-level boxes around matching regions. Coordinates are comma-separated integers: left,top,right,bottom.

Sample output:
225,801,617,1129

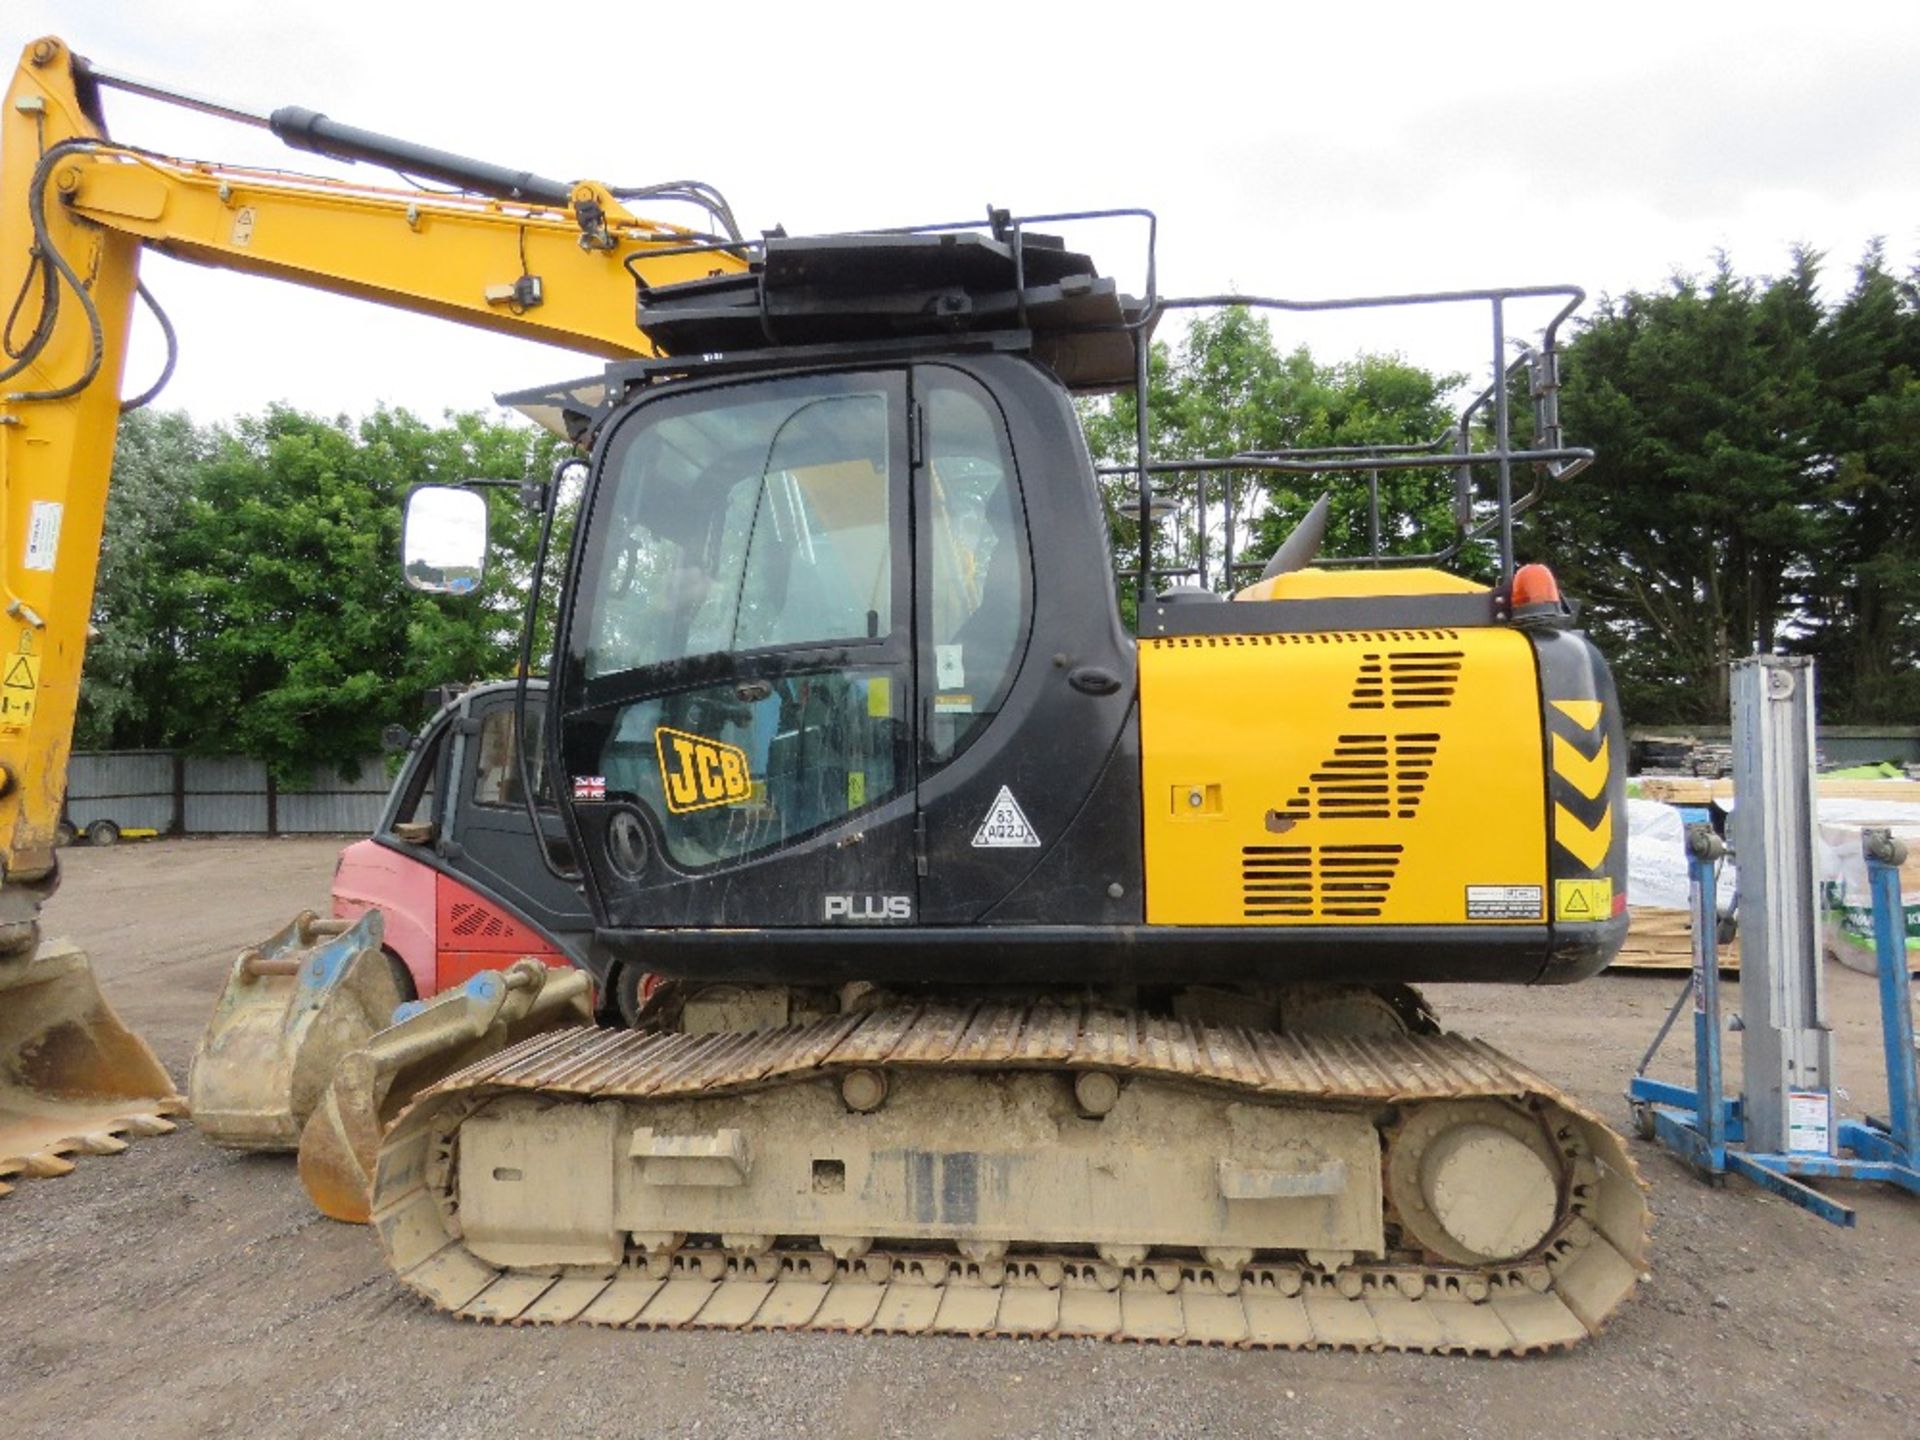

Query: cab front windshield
583,380,893,680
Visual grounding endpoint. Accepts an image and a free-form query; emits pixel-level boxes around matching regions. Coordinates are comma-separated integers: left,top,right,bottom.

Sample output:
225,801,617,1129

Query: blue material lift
1629,823,1920,1226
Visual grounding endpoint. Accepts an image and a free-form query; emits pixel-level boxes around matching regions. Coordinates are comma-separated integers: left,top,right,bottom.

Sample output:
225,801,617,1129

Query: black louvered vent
1242,844,1405,918
1277,733,1440,823
1241,844,1312,917
1158,628,1461,651
1313,844,1404,917
1350,650,1464,709
1390,733,1439,819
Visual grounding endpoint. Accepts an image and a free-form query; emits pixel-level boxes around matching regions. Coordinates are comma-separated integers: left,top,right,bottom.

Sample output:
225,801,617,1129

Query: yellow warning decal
0,645,39,732
654,726,753,814
1551,699,1603,730
1549,699,1614,870
1555,877,1613,923
1553,801,1614,871
1550,732,1611,801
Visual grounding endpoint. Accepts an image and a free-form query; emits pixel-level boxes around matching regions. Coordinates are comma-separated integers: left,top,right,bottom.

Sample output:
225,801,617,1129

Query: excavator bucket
187,909,402,1151
0,940,183,1196
298,958,591,1223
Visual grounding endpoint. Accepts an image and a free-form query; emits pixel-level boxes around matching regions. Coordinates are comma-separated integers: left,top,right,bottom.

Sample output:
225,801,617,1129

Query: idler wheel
839,1068,888,1113
1387,1100,1565,1266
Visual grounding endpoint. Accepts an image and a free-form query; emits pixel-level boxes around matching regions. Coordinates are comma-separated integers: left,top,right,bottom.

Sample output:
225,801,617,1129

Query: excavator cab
554,357,1136,953
533,224,1627,1010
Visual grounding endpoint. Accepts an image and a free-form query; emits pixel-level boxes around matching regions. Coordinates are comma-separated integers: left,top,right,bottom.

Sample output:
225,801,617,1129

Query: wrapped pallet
1618,798,1739,970
1815,799,1920,975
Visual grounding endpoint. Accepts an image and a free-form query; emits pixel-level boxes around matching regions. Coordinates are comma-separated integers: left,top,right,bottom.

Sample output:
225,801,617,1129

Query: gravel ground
1,837,1916,1439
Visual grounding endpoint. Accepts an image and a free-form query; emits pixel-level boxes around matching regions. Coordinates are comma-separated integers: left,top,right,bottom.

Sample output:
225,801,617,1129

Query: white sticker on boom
972,785,1040,848
23,501,61,571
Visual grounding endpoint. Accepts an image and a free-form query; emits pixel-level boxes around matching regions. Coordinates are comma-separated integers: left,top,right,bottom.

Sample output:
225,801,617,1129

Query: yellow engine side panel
1140,628,1548,926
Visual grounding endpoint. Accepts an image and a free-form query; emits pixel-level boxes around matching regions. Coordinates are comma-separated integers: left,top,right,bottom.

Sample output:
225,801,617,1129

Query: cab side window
389,730,444,830
473,705,549,808
923,372,1029,766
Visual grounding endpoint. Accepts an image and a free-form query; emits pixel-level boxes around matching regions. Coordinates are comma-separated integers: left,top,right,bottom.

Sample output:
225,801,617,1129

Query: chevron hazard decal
1553,802,1613,871
1550,732,1611,800
1548,695,1613,871
1550,699,1603,730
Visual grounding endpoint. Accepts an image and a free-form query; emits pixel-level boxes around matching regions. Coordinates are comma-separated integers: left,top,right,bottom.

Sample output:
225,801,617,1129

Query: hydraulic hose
4,139,108,403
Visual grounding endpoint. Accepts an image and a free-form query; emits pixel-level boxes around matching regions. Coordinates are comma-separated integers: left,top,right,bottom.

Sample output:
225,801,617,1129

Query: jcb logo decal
655,727,752,813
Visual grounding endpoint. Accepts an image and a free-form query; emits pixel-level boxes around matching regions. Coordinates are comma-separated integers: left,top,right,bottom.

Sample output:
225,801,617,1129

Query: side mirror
402,486,488,594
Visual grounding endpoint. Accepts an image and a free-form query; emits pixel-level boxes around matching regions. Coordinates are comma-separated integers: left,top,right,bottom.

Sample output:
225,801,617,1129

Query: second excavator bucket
0,939,183,1196
188,909,402,1150
298,958,592,1223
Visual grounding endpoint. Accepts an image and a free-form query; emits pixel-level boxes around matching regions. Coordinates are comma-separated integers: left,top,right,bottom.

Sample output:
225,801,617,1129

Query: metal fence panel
276,790,386,834
299,762,392,795
67,793,177,832
184,755,269,794
181,754,270,833
275,760,390,833
67,751,173,800
66,751,177,833
70,750,388,836
183,789,270,834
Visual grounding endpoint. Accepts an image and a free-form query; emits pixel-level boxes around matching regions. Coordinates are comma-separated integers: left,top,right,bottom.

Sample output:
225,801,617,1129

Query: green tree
87,405,569,781
1540,254,1827,721
1080,308,1465,615
1796,244,1920,721
78,407,211,749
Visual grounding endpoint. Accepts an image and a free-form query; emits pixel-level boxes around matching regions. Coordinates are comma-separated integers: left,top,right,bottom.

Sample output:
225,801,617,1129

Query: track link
370,1002,1649,1354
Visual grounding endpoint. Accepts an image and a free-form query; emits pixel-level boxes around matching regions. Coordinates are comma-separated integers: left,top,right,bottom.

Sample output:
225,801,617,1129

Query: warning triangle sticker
971,785,1040,849
3,655,33,690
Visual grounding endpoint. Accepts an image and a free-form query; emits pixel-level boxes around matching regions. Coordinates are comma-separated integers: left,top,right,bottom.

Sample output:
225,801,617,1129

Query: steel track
369,1002,1650,1353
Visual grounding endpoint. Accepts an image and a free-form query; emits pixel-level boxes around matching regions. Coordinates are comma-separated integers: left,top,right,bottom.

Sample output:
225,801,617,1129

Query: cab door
440,687,589,970
558,369,918,929
909,365,1035,920
907,359,1143,928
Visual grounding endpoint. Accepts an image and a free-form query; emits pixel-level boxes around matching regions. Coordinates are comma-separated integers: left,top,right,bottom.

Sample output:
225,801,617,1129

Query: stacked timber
1615,908,1741,971
1632,776,1920,808
1616,787,1920,975
1634,735,1735,777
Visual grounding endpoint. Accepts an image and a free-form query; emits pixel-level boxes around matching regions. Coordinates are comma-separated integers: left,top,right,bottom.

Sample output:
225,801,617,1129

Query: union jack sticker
572,774,607,801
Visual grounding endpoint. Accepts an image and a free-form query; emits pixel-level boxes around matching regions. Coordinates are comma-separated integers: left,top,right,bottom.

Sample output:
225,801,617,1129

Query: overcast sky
14,1,1920,425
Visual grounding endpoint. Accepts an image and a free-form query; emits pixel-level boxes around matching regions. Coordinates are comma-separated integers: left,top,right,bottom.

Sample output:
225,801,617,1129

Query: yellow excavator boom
0,33,743,1193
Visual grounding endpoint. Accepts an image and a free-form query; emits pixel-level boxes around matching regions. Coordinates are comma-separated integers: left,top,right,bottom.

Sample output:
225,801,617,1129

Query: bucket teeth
0,940,182,1198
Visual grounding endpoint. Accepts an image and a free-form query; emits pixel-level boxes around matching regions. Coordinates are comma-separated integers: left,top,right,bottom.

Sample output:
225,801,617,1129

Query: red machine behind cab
329,681,589,1004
